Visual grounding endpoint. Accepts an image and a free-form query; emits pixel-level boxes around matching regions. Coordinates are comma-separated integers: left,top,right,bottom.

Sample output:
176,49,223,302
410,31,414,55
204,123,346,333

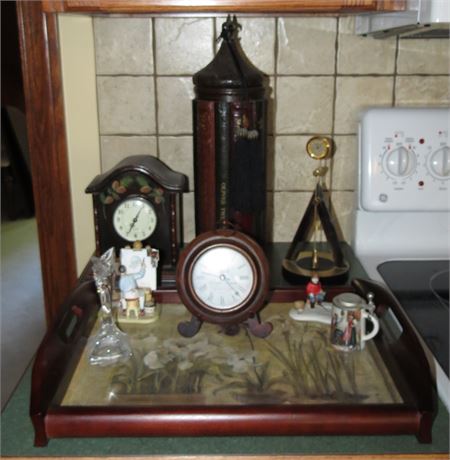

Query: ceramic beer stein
330,292,379,351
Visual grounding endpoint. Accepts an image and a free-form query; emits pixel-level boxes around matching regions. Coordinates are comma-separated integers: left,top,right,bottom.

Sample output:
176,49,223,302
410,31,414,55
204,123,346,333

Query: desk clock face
176,229,269,325
190,244,257,311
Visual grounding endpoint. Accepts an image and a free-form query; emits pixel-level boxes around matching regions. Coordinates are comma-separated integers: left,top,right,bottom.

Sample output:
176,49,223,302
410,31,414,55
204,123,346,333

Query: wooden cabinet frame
17,0,405,326
17,1,77,326
41,0,405,14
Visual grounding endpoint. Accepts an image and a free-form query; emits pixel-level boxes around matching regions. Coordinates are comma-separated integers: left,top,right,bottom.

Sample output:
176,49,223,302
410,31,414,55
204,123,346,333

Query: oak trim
41,0,405,14
17,1,77,327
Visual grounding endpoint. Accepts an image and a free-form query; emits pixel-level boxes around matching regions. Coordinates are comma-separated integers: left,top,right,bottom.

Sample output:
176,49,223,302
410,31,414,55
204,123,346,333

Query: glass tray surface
61,302,402,407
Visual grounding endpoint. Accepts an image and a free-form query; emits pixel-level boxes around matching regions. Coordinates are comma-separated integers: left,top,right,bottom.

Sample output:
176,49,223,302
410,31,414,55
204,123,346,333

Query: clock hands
127,207,144,235
220,274,241,297
199,272,242,297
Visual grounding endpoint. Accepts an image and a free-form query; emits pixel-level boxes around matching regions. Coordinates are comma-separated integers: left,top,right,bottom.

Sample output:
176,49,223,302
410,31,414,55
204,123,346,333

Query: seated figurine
306,274,325,308
117,241,160,324
118,263,146,317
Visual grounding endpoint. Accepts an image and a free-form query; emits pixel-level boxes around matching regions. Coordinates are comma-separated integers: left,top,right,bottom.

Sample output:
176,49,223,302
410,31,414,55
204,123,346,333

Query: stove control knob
428,146,450,179
383,146,416,178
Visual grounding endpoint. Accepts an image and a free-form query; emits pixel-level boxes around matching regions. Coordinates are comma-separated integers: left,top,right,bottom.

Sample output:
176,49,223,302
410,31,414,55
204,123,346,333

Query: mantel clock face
112,197,158,242
86,155,188,272
176,229,270,335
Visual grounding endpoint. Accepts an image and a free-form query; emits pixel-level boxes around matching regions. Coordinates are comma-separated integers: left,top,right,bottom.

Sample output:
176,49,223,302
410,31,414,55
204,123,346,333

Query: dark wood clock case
85,155,188,279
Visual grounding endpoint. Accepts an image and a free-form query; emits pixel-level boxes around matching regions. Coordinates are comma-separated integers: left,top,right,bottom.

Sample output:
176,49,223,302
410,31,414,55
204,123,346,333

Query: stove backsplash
92,16,449,243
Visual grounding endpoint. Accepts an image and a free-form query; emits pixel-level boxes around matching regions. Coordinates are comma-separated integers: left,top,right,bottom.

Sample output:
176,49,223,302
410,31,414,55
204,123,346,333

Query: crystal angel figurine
88,247,132,366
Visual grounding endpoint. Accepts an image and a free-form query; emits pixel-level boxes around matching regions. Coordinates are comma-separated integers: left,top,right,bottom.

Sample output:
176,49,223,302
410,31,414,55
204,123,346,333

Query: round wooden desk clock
176,229,272,338
86,155,188,275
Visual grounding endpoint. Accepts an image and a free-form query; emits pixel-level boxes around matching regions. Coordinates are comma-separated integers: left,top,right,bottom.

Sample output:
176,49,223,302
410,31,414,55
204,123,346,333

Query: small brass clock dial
306,136,333,160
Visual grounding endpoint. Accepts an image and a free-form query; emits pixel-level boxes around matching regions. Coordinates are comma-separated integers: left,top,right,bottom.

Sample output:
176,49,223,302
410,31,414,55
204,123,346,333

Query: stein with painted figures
330,292,379,352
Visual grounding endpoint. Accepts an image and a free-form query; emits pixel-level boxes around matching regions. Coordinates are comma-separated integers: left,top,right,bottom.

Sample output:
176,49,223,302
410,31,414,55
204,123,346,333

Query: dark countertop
1,366,448,458
2,244,448,458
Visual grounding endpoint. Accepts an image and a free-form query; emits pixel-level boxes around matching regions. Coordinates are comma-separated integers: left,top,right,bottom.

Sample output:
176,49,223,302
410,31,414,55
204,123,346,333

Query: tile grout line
271,16,280,205
328,16,340,195
392,35,400,107
269,17,280,240
151,17,160,158
95,73,450,78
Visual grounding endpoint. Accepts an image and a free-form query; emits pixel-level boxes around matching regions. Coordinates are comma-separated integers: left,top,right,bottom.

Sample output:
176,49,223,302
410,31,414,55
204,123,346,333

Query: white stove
352,107,450,411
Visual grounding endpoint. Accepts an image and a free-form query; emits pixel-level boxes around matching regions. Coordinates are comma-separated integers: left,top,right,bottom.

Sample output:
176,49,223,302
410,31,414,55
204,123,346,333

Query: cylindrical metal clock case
192,15,269,245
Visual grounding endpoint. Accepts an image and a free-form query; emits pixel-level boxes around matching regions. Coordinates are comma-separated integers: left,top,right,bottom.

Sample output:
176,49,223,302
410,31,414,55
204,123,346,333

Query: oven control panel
359,107,449,211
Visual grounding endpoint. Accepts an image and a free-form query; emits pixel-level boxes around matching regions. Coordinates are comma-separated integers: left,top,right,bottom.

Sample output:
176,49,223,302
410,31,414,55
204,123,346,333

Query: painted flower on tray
143,350,165,370
226,349,258,373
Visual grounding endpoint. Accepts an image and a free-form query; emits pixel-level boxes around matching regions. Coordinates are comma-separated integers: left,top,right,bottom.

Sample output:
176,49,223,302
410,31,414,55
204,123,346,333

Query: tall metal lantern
193,16,269,245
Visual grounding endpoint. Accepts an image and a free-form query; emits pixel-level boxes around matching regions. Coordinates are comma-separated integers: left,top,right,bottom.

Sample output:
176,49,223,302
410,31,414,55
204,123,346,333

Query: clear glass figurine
88,247,133,366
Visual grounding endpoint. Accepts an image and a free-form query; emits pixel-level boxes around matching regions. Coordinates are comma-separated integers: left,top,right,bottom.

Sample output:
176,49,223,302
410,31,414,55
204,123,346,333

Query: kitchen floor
1,218,46,411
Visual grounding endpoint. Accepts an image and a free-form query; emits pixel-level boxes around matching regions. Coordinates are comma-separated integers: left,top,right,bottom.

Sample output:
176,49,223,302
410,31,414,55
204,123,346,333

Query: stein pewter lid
332,292,366,310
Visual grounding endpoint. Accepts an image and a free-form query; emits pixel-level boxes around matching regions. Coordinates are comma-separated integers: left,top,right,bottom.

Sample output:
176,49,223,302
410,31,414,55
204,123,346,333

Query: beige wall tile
88,15,448,248
397,39,450,75
94,18,153,75
335,76,393,134
275,135,330,191
273,191,310,241
215,17,276,75
159,136,194,191
276,76,334,134
338,17,396,75
100,136,157,171
329,191,355,242
395,76,450,106
157,77,194,134
155,18,213,75
331,135,358,191
277,17,336,75
182,192,196,243
97,76,156,135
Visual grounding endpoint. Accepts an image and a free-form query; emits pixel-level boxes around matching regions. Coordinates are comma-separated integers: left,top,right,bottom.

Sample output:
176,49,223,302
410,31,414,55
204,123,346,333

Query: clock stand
282,138,349,282
177,312,273,338
176,229,273,338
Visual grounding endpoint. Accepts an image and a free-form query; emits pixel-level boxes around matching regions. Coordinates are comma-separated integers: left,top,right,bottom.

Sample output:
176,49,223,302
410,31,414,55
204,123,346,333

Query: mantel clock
86,155,188,274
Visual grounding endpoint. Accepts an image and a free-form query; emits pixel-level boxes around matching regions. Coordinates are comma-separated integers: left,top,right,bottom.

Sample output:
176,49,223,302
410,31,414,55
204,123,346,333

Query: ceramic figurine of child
118,261,146,316
305,274,325,308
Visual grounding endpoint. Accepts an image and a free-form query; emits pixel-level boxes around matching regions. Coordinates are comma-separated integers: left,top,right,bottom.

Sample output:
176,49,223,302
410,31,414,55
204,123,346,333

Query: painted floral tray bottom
61,303,402,407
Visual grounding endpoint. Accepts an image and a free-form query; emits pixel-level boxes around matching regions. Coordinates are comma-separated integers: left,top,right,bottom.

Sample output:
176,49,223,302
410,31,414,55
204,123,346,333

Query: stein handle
361,311,380,342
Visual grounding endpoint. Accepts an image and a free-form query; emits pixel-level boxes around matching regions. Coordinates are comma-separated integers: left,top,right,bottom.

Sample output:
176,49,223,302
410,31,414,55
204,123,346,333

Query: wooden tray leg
416,412,433,443
31,414,48,447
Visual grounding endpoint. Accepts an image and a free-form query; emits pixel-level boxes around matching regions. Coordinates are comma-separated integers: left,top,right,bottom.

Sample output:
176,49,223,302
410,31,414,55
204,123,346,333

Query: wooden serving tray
30,278,437,447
